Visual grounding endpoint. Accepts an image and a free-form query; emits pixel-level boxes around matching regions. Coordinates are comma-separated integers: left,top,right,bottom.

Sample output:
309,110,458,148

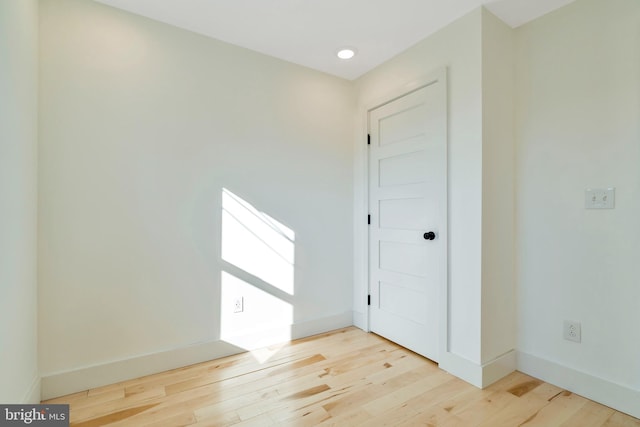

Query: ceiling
94,0,575,80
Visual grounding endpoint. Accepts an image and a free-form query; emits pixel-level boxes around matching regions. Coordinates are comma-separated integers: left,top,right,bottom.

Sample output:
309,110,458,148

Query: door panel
379,241,429,278
368,78,446,362
379,282,428,325
379,198,428,230
379,105,426,145
378,150,429,187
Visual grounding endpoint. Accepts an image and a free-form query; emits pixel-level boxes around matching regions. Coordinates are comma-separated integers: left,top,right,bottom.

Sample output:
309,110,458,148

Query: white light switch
585,188,615,209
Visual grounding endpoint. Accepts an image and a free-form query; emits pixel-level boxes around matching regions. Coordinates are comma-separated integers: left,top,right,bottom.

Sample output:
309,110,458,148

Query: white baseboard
439,351,483,387
439,349,516,389
481,350,517,387
23,374,41,404
517,351,640,419
291,311,353,339
41,312,353,400
41,339,245,401
352,310,367,331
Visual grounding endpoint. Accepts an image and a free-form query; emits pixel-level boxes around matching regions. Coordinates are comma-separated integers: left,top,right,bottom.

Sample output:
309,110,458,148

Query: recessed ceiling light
336,48,357,60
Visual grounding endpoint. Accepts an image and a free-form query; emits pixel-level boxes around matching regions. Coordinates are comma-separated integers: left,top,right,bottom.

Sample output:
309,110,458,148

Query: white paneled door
368,75,447,362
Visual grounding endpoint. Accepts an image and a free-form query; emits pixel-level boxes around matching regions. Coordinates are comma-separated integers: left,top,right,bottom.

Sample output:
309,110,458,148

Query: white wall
0,0,40,404
354,9,485,370
38,0,354,397
480,8,516,365
515,0,640,417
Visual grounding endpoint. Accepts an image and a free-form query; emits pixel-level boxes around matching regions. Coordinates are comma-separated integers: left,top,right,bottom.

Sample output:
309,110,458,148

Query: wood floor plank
44,390,88,405
67,388,126,411
69,385,166,423
477,386,553,427
316,408,373,426
453,390,521,425
603,412,640,427
530,381,566,401
280,406,332,426
362,371,455,417
70,403,159,427
42,327,640,427
517,391,588,426
397,405,467,427
560,399,616,427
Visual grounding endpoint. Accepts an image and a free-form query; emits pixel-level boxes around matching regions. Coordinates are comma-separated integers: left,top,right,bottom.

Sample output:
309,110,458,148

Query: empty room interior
1,0,639,424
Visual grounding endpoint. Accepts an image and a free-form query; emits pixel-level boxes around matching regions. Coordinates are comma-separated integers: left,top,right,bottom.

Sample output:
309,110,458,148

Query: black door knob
423,232,436,240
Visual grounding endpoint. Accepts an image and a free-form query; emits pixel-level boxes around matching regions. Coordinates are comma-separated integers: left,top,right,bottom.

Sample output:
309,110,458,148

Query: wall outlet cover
233,297,244,313
585,188,615,209
563,320,581,343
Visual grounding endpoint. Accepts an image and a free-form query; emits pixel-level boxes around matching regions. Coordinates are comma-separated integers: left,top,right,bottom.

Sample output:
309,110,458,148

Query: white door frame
356,67,448,362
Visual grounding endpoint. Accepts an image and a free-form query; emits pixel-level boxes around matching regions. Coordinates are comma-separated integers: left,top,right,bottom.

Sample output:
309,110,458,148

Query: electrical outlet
233,297,244,313
585,188,615,209
563,320,581,343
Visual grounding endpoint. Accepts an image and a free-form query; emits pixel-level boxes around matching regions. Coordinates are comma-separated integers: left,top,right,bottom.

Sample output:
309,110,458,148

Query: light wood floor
44,327,639,426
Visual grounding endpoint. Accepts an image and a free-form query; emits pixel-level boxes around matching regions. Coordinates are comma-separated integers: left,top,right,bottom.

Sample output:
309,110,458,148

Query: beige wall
0,0,40,403
38,0,354,394
515,0,640,416
480,8,516,365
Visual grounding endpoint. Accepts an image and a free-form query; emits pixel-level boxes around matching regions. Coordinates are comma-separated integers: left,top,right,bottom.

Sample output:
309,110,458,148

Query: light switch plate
585,188,615,209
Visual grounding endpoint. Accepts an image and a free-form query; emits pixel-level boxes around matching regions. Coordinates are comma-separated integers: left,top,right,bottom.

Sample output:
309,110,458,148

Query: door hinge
367,134,371,145
367,214,371,225
368,295,371,306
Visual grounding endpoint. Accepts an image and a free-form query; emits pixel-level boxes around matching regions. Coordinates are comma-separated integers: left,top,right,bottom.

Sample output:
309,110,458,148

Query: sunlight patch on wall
221,188,295,295
220,271,293,363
